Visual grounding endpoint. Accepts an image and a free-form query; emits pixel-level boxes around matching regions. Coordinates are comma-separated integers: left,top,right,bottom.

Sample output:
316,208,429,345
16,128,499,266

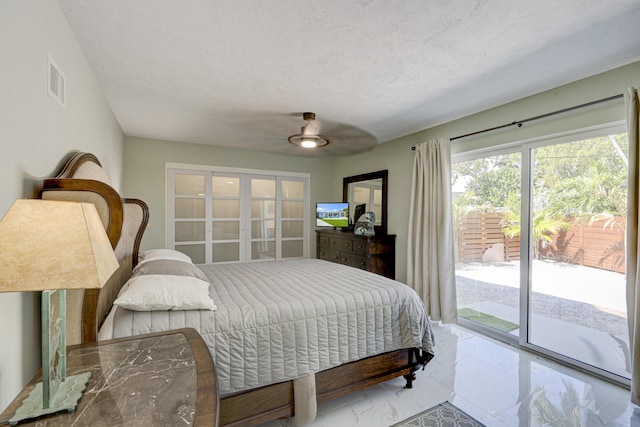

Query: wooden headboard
41,152,149,344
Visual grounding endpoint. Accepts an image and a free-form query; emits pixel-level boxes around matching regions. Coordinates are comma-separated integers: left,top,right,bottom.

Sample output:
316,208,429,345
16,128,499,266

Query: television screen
316,202,349,228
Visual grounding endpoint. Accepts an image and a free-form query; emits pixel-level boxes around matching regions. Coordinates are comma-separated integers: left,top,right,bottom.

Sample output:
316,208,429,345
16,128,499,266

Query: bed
41,152,435,427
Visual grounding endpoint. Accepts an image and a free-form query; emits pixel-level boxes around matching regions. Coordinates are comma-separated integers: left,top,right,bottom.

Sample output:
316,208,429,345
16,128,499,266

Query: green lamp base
8,372,91,426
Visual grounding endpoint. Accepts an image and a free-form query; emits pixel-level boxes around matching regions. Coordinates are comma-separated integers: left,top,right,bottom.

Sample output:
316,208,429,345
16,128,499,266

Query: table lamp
0,199,119,425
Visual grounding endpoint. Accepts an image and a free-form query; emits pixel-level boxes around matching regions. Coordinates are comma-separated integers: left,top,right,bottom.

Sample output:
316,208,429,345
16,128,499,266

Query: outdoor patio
455,259,631,379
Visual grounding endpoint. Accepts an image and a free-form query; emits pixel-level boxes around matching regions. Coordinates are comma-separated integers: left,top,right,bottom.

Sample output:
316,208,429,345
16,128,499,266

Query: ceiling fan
288,112,330,148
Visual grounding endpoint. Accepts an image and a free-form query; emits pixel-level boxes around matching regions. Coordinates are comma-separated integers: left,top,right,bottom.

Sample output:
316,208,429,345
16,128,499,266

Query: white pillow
114,275,216,311
138,249,192,265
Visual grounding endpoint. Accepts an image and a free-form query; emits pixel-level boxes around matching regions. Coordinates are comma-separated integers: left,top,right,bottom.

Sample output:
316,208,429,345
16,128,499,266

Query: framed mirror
343,170,388,235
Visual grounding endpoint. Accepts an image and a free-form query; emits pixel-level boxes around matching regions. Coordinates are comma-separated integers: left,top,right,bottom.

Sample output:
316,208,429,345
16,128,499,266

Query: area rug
458,307,519,332
390,401,486,427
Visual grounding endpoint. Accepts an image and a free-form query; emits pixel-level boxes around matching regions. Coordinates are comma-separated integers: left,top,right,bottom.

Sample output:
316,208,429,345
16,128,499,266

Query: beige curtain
407,138,457,323
627,86,640,404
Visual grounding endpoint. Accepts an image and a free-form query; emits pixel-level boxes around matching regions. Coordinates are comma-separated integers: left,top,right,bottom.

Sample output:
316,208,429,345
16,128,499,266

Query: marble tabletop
0,328,218,426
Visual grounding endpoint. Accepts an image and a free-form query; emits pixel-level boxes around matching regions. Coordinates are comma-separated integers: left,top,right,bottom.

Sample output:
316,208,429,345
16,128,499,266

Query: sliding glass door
453,125,630,382
528,135,629,378
453,151,522,337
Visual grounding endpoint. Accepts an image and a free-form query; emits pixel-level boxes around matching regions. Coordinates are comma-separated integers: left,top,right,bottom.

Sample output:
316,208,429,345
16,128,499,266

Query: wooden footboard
220,348,421,427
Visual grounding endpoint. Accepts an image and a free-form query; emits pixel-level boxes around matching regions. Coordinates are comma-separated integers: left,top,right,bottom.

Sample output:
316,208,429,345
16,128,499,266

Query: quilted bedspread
106,258,434,396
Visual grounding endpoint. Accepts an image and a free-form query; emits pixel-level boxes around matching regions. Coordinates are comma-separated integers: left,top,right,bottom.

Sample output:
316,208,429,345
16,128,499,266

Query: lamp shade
0,199,119,292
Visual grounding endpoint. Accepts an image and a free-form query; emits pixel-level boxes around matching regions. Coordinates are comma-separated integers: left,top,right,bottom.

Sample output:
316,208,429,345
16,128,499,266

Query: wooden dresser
316,229,396,279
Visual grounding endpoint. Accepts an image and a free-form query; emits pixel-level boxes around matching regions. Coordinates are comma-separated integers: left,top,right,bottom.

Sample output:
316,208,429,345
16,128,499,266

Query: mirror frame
343,169,388,235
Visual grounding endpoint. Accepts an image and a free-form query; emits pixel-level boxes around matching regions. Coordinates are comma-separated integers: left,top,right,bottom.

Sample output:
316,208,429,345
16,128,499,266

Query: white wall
0,1,123,411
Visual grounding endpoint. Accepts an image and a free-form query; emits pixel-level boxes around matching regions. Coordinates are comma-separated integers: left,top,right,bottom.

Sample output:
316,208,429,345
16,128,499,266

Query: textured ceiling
58,0,640,157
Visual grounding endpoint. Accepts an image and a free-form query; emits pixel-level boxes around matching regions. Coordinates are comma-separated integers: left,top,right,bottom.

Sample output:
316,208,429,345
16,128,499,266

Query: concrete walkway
456,259,626,315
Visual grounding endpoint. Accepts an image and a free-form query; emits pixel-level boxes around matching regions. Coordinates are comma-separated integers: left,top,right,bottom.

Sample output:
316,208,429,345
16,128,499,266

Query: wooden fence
456,212,625,273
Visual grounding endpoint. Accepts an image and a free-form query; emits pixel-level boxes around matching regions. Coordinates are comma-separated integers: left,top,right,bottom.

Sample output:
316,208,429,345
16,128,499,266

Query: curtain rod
411,93,623,150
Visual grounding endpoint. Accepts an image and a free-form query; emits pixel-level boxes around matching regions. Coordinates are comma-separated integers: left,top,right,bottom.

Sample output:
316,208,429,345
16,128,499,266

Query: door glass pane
212,200,239,218
212,176,239,196
175,175,205,196
251,178,275,198
212,221,240,240
252,200,275,218
212,243,239,263
372,189,382,225
372,205,382,225
529,134,629,378
282,220,303,238
252,220,275,239
175,199,205,218
175,221,205,242
282,180,304,198
373,189,382,204
282,240,303,258
453,152,522,336
353,187,370,205
252,241,275,260
282,201,304,218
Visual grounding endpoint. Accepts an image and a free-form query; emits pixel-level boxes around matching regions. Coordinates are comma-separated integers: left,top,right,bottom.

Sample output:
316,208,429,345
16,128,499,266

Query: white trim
519,145,531,347
166,162,310,179
453,121,626,163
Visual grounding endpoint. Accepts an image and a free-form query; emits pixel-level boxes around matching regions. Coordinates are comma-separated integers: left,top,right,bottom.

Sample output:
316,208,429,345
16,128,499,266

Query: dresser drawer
336,251,355,266
329,237,353,252
337,252,368,270
352,239,367,254
317,234,330,248
316,230,395,279
318,248,339,262
351,254,368,270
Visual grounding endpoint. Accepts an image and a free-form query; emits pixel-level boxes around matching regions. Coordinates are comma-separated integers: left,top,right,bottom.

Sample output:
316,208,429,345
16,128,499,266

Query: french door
453,124,630,382
167,166,309,264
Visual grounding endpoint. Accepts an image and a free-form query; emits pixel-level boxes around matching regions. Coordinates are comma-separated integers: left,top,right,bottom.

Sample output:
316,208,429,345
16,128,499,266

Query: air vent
48,54,66,109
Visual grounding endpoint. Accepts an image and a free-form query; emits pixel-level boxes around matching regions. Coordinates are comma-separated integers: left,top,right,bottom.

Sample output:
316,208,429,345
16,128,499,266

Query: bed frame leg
403,372,416,389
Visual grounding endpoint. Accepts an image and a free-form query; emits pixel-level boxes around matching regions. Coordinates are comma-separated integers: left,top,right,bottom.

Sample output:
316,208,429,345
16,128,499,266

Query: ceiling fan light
300,138,317,148
287,112,330,149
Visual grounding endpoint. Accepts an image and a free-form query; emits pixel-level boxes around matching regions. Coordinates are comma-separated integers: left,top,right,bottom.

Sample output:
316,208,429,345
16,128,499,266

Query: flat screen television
316,202,349,228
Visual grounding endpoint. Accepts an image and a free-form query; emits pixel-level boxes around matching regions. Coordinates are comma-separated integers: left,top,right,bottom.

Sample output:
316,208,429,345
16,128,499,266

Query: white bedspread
104,258,434,396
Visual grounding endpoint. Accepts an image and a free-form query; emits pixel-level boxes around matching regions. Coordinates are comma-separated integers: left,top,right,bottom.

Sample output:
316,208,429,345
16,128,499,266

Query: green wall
334,61,640,283
123,137,335,254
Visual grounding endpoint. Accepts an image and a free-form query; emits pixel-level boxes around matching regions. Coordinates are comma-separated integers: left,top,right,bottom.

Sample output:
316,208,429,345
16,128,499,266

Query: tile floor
259,323,639,427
